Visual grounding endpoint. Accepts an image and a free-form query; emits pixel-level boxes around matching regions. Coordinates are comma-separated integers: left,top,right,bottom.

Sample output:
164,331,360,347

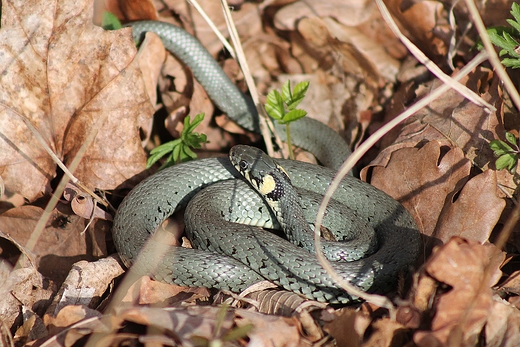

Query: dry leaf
121,276,210,306
0,232,55,330
0,206,103,285
365,141,471,239
413,238,505,347
362,317,410,347
485,298,520,347
433,169,505,244
44,305,101,336
322,308,371,347
0,0,154,200
383,0,449,58
13,306,48,344
117,306,235,344
44,256,125,320
378,68,501,170
235,310,304,347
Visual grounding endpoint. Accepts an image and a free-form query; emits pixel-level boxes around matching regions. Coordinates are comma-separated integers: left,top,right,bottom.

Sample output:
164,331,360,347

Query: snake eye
239,160,249,171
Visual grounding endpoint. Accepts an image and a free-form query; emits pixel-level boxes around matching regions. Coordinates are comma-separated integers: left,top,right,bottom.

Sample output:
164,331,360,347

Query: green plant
490,131,519,172
101,12,122,31
147,113,208,169
265,80,309,159
478,2,520,68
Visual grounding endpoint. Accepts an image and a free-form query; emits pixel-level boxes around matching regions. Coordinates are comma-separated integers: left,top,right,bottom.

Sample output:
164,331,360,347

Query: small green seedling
265,80,309,159
101,12,123,31
490,131,519,173
478,3,520,68
147,113,208,169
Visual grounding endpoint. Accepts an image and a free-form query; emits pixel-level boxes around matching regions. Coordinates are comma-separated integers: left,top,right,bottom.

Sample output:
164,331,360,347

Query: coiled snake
112,21,421,303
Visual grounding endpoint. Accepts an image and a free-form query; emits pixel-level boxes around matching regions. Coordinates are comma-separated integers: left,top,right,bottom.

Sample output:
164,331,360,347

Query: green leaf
506,131,518,147
185,113,205,133
503,32,520,57
502,57,520,68
507,17,520,35
490,139,515,156
495,153,518,171
172,143,182,163
180,145,197,162
281,80,292,104
511,2,520,24
184,133,205,148
286,81,309,110
101,12,122,31
280,109,307,123
265,90,285,120
146,139,180,168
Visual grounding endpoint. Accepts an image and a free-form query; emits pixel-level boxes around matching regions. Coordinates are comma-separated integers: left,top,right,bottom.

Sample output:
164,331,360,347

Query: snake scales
112,21,421,303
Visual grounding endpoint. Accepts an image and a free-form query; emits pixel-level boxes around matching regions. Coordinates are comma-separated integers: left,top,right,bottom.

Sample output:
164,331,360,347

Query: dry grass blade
219,0,276,157
187,0,236,58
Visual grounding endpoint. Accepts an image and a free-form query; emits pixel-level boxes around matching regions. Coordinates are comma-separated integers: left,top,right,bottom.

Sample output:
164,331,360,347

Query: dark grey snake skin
112,21,421,303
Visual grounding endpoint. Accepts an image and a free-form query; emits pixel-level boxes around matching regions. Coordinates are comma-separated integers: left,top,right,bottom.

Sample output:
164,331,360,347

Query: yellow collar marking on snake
257,174,276,196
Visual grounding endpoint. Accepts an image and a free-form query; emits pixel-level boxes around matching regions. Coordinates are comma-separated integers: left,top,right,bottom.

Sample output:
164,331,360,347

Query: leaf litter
1,0,520,346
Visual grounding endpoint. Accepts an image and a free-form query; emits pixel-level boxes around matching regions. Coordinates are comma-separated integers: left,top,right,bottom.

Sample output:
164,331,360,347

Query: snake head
229,145,291,202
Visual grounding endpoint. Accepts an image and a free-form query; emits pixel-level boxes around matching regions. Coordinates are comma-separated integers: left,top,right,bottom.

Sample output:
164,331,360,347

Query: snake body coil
112,21,421,303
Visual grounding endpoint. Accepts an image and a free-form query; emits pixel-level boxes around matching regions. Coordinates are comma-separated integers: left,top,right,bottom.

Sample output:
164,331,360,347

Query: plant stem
285,123,295,160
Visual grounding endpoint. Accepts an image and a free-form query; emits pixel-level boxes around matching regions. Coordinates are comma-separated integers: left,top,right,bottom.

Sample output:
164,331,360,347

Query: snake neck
268,180,314,248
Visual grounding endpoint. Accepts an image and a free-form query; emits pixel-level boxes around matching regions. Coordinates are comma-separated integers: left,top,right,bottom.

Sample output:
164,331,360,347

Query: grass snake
112,21,421,303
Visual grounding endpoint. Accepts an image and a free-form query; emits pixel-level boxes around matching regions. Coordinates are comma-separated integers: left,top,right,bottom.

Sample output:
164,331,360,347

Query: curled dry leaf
133,30,167,136
62,183,112,221
0,0,154,200
243,289,325,317
413,238,505,347
13,305,48,344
